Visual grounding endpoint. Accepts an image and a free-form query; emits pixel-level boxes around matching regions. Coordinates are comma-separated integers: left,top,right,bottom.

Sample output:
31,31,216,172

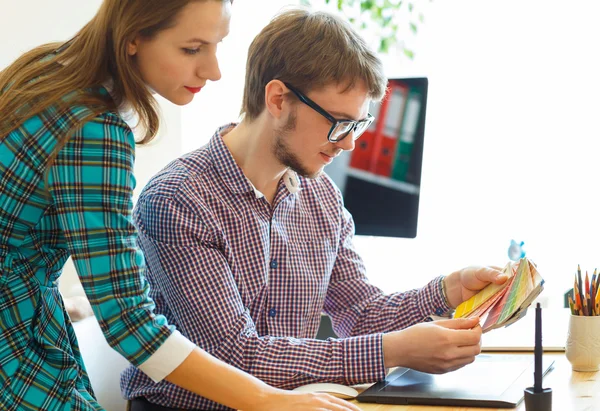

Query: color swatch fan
454,258,544,332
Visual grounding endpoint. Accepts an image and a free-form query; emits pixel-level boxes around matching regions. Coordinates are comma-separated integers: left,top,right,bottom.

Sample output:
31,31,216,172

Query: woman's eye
182,47,201,55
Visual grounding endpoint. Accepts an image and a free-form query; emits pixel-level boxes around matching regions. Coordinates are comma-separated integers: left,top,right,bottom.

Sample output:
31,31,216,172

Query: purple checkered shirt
121,124,451,410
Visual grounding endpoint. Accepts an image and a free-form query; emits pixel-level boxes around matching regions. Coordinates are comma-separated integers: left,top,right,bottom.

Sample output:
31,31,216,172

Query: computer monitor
326,77,428,238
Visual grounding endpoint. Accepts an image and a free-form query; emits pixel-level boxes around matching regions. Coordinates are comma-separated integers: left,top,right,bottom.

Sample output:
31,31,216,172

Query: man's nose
336,131,356,151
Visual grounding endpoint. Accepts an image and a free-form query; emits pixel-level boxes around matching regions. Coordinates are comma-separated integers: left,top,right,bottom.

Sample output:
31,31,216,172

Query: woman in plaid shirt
0,1,362,410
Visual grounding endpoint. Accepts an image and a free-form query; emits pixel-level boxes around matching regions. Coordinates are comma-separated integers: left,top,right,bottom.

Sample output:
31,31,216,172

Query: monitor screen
326,77,428,238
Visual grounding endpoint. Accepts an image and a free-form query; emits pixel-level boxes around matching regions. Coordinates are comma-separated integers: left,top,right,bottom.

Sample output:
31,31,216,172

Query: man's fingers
455,328,482,347
439,347,481,373
472,266,508,287
488,266,508,283
436,319,482,346
429,354,477,374
436,317,480,330
454,343,482,358
444,355,477,373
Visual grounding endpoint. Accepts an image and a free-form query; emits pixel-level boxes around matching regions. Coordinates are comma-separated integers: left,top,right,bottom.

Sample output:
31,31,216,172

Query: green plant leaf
380,37,391,53
319,0,429,55
380,36,398,53
371,5,383,20
361,0,374,12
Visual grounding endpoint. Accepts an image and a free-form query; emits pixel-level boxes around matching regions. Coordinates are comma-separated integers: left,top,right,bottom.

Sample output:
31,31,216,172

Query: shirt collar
209,124,302,198
248,169,301,199
282,170,301,194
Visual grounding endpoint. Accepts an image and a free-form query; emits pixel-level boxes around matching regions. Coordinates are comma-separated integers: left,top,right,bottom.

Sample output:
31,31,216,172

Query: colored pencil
568,295,576,315
595,268,600,301
592,277,597,315
574,281,583,315
585,271,591,309
592,274,597,305
577,265,584,313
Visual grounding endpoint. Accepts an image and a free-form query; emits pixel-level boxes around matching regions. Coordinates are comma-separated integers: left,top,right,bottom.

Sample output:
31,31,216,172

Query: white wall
1,1,102,65
347,0,600,305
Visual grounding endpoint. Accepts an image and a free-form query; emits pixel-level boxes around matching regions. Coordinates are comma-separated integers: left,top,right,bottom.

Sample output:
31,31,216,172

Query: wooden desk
350,354,599,410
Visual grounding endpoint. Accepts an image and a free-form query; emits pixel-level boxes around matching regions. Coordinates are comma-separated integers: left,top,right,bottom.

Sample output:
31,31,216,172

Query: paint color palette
454,258,544,333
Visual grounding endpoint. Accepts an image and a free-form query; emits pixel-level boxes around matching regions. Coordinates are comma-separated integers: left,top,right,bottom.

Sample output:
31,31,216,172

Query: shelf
346,168,420,195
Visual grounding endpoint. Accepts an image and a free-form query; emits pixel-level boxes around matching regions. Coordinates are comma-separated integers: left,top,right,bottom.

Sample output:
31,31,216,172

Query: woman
0,1,361,410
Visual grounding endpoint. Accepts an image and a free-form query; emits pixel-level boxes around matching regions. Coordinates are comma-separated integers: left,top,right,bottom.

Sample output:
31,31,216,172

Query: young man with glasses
121,9,507,410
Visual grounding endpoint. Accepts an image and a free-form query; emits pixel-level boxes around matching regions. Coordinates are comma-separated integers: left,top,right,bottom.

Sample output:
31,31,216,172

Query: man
121,8,507,410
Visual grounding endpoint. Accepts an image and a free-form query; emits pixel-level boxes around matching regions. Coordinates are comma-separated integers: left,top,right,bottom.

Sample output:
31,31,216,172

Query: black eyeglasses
284,82,375,143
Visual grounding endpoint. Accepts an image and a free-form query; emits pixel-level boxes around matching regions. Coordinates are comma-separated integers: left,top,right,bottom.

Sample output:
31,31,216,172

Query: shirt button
435,308,443,315
268,308,277,317
270,260,278,269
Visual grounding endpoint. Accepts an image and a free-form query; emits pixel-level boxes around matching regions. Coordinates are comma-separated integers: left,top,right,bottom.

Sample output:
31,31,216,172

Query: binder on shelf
391,88,422,182
369,80,408,177
349,91,385,171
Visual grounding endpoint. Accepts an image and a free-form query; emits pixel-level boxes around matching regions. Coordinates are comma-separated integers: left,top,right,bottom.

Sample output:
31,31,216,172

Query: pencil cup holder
565,314,600,372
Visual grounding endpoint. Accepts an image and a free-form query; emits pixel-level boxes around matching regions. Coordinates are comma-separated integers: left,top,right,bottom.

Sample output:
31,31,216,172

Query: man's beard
272,110,322,179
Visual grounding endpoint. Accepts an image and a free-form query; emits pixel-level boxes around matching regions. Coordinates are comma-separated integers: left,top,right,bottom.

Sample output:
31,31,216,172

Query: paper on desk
454,258,544,333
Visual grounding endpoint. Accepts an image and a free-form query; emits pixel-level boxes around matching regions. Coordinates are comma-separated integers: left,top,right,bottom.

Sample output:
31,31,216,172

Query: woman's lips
185,86,202,94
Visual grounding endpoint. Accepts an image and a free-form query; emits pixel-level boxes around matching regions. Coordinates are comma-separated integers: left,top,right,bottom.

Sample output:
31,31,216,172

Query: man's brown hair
241,8,388,121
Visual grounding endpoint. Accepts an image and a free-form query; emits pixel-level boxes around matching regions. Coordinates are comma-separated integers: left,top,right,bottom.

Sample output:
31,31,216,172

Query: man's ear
127,37,139,56
264,80,288,119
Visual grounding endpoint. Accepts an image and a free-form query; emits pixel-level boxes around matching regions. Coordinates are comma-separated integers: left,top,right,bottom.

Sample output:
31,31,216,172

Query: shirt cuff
137,330,196,383
342,333,386,385
417,276,453,318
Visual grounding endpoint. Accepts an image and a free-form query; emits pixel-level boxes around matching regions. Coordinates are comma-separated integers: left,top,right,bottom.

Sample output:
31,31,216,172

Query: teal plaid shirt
0,89,173,410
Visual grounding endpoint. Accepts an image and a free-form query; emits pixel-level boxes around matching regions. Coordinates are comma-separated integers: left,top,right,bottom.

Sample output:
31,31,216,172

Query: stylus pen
534,303,542,393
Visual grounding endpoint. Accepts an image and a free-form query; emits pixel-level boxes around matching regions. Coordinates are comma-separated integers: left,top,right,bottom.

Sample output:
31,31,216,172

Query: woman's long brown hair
0,0,227,149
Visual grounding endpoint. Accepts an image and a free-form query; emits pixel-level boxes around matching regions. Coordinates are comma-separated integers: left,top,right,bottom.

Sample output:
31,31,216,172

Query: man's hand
382,317,482,374
443,266,508,309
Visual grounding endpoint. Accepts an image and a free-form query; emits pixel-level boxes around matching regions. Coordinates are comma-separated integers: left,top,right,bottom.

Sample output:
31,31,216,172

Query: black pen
524,302,552,410
534,302,542,393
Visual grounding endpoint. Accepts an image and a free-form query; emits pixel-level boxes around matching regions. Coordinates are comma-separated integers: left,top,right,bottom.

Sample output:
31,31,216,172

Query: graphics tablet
357,354,554,408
